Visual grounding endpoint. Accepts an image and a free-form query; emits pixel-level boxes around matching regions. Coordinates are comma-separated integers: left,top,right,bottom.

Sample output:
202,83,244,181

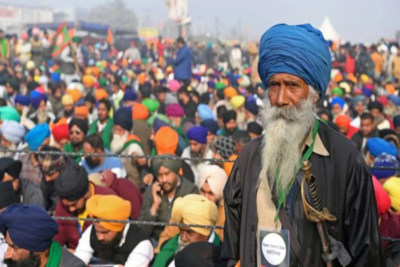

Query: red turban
335,115,351,130
52,124,70,143
372,176,391,215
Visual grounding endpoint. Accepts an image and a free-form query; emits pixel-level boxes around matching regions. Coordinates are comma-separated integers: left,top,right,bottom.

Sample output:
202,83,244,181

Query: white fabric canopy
319,17,340,41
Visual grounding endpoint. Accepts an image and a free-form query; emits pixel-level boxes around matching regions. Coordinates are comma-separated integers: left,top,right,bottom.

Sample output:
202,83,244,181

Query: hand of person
150,182,162,215
143,173,154,186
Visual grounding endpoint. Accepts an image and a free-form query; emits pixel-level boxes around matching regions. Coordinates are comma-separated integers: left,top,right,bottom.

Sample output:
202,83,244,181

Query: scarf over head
258,24,331,97
0,120,25,144
201,119,219,135
187,126,208,145
0,204,58,251
155,126,178,154
25,123,50,150
87,195,131,232
170,194,217,236
198,165,228,200
152,153,181,175
55,165,89,201
114,107,133,132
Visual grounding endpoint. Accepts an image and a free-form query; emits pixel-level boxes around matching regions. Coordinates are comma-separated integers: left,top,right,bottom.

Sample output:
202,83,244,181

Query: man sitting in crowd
0,120,25,159
0,204,85,266
64,118,88,163
139,154,198,244
53,165,116,250
181,126,212,186
110,107,144,187
82,134,126,178
88,99,114,150
74,195,153,266
0,157,44,207
153,194,219,266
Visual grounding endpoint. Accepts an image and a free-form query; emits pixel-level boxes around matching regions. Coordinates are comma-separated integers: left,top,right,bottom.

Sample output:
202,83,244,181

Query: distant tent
319,17,340,41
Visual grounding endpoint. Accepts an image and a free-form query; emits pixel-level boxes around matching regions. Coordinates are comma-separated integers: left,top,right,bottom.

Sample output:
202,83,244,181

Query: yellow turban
360,74,369,83
62,94,74,105
170,194,217,236
86,195,131,232
224,87,238,98
383,177,400,211
230,95,245,109
66,89,83,103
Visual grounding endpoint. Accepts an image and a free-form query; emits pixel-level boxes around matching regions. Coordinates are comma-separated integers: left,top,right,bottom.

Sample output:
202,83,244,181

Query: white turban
199,165,228,201
1,120,25,144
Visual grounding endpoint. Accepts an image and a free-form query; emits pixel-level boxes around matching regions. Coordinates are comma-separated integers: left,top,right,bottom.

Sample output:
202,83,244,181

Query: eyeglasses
70,130,82,135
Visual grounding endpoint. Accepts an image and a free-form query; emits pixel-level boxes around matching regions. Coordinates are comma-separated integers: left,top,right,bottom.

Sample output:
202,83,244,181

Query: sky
4,0,400,43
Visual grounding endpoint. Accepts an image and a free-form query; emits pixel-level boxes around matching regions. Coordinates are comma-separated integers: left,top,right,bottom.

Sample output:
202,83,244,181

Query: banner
52,22,70,57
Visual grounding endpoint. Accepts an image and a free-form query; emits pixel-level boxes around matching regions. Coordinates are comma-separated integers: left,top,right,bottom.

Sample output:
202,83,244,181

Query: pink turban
165,103,185,117
169,79,181,93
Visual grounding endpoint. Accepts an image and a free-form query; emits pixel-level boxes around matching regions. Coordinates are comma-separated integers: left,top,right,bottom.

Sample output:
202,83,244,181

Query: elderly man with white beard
110,107,145,187
221,24,384,267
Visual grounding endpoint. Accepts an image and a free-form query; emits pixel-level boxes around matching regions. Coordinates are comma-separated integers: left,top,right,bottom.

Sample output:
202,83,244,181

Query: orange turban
346,73,357,84
121,59,128,67
87,195,131,232
335,115,351,130
333,73,343,83
101,60,107,68
82,75,95,87
66,89,83,103
138,73,146,85
132,103,150,120
385,84,396,95
85,68,93,75
95,89,109,101
155,126,178,155
92,67,100,77
221,78,229,86
75,106,89,119
224,87,238,98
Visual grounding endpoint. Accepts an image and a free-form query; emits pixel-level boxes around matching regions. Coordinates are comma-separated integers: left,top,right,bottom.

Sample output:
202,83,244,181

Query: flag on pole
52,22,70,57
107,28,114,45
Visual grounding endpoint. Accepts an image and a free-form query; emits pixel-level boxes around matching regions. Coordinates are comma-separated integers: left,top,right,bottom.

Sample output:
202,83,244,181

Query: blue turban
388,95,400,106
201,119,219,135
362,87,373,98
207,81,215,89
31,93,47,110
244,100,258,115
15,95,30,106
187,126,208,144
114,107,133,132
197,104,215,121
51,72,61,83
0,204,58,251
123,89,137,102
153,118,170,133
25,123,50,150
331,97,345,109
352,95,367,106
258,24,331,97
47,60,54,67
367,138,398,158
394,115,400,128
370,153,398,179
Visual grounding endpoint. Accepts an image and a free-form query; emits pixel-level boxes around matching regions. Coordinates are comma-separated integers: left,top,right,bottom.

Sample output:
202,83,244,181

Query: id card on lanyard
259,228,290,267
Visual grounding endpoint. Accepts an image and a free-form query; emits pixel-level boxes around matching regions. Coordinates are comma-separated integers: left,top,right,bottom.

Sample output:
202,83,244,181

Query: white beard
260,88,317,193
110,132,128,153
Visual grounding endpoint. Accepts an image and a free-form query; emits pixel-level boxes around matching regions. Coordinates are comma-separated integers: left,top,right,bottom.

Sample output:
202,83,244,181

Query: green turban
152,154,182,175
142,99,160,115
215,82,226,91
0,106,20,122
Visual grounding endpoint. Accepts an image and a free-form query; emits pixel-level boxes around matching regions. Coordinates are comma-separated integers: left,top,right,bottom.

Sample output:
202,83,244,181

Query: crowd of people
0,24,398,267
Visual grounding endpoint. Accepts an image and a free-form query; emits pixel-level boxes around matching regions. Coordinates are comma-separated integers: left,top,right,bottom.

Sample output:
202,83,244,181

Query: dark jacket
172,45,192,81
40,156,77,213
351,128,380,155
19,179,45,208
53,184,116,249
138,177,198,241
221,121,384,267
60,247,86,267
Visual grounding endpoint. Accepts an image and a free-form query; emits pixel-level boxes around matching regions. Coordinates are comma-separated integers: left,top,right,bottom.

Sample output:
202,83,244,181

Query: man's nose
276,87,290,107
